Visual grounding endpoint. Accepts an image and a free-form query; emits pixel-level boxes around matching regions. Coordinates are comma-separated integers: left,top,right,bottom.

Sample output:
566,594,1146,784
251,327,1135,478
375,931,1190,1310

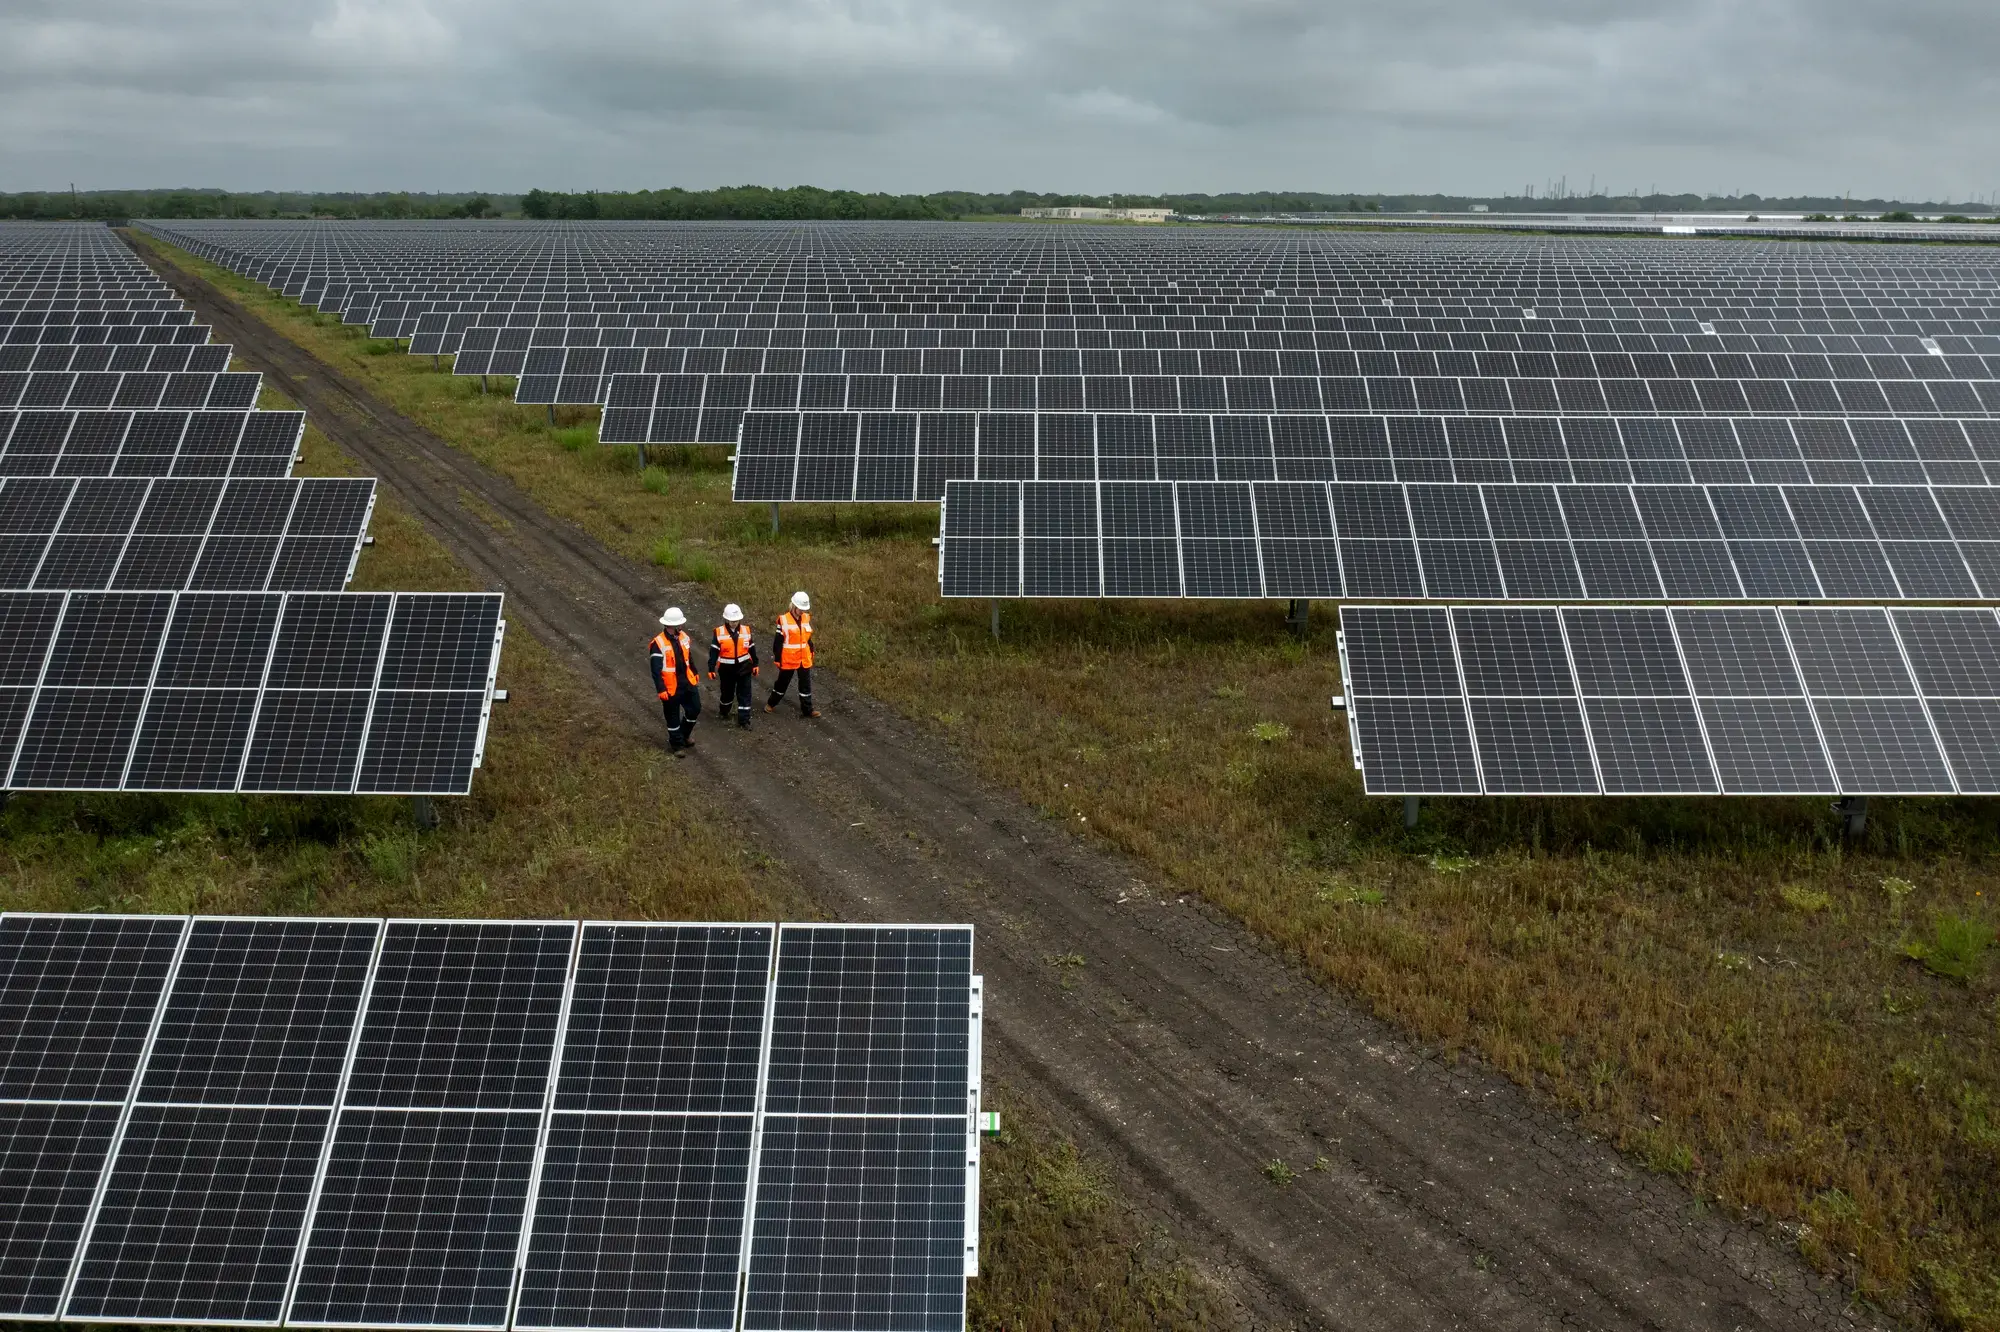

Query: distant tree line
0,190,505,221
3,186,1991,223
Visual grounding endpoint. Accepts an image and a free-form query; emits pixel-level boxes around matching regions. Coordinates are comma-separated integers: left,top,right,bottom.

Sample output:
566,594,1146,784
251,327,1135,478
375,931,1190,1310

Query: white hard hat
722,603,743,623
659,607,686,627
790,591,811,611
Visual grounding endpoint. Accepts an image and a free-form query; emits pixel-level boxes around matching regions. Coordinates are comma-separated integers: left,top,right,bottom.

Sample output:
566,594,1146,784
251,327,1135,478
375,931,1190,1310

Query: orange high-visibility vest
649,630,698,698
714,623,753,665
776,611,813,670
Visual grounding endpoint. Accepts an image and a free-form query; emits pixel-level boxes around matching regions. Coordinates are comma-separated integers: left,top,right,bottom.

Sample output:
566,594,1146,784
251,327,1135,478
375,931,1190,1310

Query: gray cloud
0,0,1995,199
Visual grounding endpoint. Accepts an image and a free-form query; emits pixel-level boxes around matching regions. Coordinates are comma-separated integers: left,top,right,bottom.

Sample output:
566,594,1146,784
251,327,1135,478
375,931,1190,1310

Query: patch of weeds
1313,881,1385,907
1713,950,1752,971
1310,1155,1329,1172
1779,883,1832,913
1211,684,1245,701
1809,1188,1863,1224
1262,1159,1296,1187
1959,1085,2000,1151
359,832,419,884
650,534,717,583
1882,875,1917,919
551,425,596,453
362,340,399,356
1636,1128,1697,1177
844,629,885,665
1249,721,1291,743
1904,913,1992,983
1428,852,1476,875
1882,987,1922,1016
1046,952,1085,970
1222,759,1257,790
1031,1140,1109,1215
640,466,672,495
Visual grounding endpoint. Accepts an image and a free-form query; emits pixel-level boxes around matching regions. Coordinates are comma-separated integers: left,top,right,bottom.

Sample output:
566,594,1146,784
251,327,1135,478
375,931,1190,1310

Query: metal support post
636,443,648,471
990,600,1001,641
1286,598,1311,636
411,795,438,829
547,404,555,426
1835,795,1867,841
480,375,488,394
1403,795,1420,829
769,504,780,535
432,354,440,372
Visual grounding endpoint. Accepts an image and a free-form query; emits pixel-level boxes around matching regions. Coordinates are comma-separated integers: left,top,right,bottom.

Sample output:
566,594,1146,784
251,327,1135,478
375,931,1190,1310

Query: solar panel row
935,479,2000,601
0,409,305,480
1338,604,2000,795
0,476,373,592
0,590,502,795
593,363,2000,418
0,343,233,375
0,370,260,413
0,915,980,1332
726,411,2000,499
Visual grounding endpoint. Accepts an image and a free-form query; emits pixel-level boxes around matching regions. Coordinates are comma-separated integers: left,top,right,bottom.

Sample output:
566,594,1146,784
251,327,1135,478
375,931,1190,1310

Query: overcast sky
2,0,1995,200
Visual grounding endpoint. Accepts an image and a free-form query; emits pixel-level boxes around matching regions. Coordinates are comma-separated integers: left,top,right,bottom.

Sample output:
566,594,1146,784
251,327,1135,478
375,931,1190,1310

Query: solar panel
744,925,977,1332
939,480,2000,601
0,476,372,592
1339,605,1985,795
516,923,773,1332
0,914,189,1318
63,918,380,1324
289,921,574,1330
0,590,505,797
0,913,980,1332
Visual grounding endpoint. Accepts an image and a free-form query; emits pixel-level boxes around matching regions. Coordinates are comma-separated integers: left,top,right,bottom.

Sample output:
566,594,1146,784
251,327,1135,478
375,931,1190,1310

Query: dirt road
135,238,1872,1332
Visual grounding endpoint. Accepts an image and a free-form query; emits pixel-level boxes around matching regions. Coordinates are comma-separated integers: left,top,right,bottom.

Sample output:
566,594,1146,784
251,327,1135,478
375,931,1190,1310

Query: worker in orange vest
649,606,702,752
708,603,759,729
765,590,819,718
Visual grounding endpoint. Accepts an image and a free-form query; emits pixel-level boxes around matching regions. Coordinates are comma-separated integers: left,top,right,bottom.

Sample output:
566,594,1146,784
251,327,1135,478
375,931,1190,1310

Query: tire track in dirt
135,236,1876,1332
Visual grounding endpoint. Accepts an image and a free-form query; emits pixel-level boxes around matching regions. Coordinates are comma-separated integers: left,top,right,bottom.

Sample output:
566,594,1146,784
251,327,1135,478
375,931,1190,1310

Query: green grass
135,232,2000,1330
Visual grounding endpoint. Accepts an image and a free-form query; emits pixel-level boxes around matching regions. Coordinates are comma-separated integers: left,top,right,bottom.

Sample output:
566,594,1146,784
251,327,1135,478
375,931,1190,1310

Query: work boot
764,702,778,713
737,714,751,729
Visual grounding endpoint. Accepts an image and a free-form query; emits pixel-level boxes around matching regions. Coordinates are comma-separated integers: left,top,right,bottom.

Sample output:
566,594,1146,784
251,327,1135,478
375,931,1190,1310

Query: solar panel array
0,342,233,374
0,224,508,800
132,218,2000,799
1,409,305,478
936,479,2000,601
0,590,504,795
735,411,2000,500
0,476,374,592
0,915,982,1332
1337,604,2000,796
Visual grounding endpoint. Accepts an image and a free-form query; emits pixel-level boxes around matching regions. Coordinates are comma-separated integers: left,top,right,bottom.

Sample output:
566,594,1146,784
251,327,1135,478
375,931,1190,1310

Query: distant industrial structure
1020,206,1173,222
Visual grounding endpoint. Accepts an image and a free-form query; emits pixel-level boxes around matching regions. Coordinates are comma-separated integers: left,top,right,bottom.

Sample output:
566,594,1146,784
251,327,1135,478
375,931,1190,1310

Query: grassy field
132,233,2000,1329
0,373,1229,1332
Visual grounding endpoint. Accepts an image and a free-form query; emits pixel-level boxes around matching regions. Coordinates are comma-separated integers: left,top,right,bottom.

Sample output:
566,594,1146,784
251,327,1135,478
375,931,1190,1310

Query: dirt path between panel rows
134,237,1875,1332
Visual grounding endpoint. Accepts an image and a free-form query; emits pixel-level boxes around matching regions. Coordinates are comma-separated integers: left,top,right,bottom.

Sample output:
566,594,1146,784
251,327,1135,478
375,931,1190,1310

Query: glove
752,667,760,677
708,671,716,680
